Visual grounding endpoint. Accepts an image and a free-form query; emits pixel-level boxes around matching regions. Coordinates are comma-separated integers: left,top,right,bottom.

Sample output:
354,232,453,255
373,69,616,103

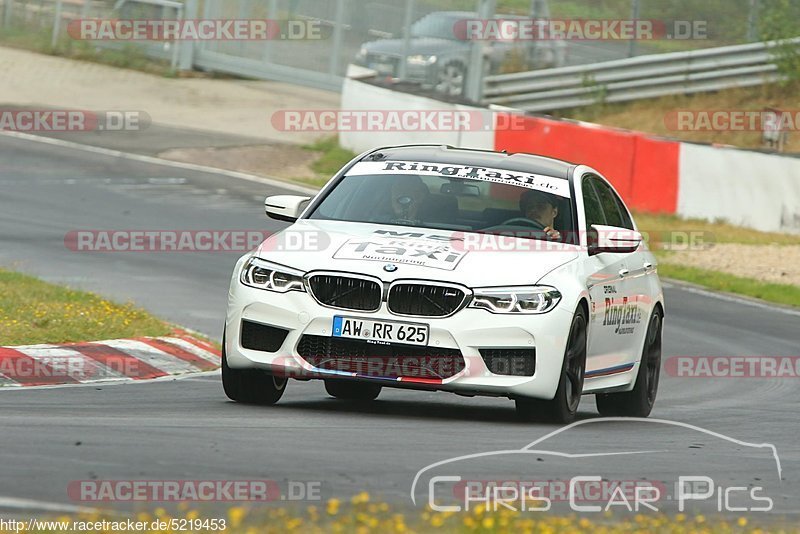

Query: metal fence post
747,0,760,42
627,0,640,57
4,0,14,28
177,0,197,71
261,0,278,63
51,0,64,48
328,0,345,76
465,0,495,103
397,0,415,81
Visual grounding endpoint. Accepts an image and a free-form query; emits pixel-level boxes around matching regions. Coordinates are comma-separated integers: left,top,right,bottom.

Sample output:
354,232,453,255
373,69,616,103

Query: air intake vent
479,348,536,376
240,320,289,353
297,335,465,379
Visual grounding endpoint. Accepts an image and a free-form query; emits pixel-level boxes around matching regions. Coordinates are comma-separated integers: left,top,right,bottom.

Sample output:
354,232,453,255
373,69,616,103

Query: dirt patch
662,244,800,286
159,144,320,182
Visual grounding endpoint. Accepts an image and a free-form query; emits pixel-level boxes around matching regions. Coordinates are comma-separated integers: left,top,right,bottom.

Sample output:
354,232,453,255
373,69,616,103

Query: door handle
619,268,630,278
643,262,653,270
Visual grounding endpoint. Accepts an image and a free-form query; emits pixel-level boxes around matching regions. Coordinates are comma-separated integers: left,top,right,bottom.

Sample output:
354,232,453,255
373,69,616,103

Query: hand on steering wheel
499,217,546,230
499,218,561,240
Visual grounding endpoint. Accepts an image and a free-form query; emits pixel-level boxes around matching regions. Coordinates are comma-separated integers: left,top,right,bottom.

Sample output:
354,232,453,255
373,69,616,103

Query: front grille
240,320,289,353
365,53,400,76
479,348,536,376
308,274,382,311
387,283,467,317
297,335,465,379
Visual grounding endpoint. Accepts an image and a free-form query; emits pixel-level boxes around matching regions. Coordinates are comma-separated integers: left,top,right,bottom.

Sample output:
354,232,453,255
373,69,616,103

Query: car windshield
410,13,463,40
307,160,575,242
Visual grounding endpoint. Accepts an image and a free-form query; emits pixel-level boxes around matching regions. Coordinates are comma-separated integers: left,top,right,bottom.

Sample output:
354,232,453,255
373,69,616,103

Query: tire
515,307,587,423
324,379,381,401
435,61,466,97
221,332,287,405
595,308,663,417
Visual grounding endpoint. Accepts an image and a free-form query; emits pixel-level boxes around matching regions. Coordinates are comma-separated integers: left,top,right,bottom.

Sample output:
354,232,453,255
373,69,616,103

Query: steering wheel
499,217,546,230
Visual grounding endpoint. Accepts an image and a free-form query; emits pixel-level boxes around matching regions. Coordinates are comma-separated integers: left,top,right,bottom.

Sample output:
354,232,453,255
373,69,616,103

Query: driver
519,189,561,240
390,175,430,221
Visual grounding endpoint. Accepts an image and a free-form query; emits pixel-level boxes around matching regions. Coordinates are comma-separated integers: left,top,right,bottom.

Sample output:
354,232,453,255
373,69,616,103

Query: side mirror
264,195,311,223
588,224,642,255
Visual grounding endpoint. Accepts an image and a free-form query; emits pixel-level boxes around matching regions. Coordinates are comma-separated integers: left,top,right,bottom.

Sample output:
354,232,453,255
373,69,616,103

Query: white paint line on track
161,337,221,365
100,339,201,375
0,130,319,195
0,496,101,514
0,370,220,392
14,345,127,382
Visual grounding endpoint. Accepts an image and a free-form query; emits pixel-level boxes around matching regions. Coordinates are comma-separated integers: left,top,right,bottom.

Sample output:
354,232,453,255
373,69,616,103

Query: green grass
0,26,176,76
294,136,357,187
0,269,171,346
633,211,800,246
656,261,800,308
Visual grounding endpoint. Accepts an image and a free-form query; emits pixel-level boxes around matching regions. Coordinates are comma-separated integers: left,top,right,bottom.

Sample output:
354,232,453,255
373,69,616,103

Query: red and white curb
0,333,220,387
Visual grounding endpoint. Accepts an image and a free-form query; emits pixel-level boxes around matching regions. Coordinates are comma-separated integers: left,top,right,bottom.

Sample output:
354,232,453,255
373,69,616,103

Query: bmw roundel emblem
383,263,398,273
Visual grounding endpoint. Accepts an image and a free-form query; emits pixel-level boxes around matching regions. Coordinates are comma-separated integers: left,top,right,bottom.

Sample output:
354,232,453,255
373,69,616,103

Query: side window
582,176,605,229
592,179,634,230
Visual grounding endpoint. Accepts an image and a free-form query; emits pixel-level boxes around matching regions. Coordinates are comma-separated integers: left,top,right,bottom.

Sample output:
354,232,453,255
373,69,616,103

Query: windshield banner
347,160,571,198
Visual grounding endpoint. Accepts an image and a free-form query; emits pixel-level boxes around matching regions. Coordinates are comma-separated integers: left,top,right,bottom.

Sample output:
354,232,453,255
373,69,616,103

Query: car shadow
224,395,601,426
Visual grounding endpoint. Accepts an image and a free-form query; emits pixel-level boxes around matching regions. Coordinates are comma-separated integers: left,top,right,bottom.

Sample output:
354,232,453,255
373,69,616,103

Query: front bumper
226,279,575,401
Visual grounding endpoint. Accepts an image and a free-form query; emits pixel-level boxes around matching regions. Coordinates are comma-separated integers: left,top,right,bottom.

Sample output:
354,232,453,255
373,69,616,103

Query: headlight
469,286,561,314
407,54,437,66
240,258,305,293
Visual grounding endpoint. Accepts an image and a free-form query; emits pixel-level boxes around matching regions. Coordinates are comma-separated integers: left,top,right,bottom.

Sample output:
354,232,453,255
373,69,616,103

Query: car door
592,178,653,362
580,174,638,375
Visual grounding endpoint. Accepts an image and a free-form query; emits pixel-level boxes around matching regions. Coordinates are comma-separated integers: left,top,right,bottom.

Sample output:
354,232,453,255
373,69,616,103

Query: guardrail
483,38,800,112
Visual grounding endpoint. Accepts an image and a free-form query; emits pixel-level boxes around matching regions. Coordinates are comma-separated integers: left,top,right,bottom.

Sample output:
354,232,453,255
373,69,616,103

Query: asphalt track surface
1,132,799,518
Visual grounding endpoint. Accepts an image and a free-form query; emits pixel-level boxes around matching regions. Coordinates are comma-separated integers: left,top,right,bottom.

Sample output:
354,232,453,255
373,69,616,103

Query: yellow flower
228,506,247,527
351,491,370,504
327,498,341,515
481,516,495,528
738,517,748,527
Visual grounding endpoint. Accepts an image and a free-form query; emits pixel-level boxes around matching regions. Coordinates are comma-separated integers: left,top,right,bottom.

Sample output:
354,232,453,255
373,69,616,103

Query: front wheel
221,332,287,405
516,307,587,423
325,380,381,401
595,308,662,417
435,61,466,97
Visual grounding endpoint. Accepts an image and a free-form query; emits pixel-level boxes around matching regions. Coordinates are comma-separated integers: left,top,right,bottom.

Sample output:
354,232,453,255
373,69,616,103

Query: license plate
332,316,429,346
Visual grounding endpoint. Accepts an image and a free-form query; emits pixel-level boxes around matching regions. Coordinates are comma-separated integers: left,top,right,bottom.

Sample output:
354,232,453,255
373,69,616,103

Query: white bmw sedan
222,145,664,423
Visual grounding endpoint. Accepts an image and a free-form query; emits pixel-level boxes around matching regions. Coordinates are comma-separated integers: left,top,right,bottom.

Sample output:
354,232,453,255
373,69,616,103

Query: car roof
360,145,575,180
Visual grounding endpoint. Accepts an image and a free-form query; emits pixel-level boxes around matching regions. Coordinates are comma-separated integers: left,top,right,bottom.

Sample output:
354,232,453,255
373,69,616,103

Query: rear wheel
325,380,381,401
595,308,662,417
515,307,587,423
221,332,287,405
